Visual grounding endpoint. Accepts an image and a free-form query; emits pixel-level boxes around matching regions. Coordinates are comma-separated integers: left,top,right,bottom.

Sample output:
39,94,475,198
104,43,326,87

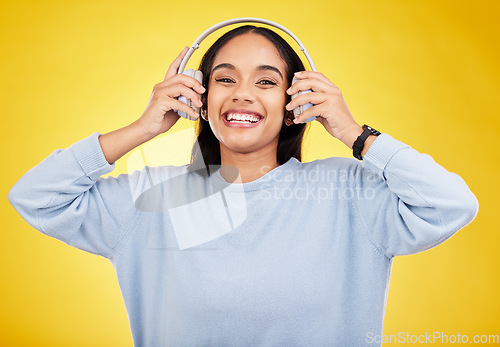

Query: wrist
132,119,157,144
341,124,364,149
352,125,381,160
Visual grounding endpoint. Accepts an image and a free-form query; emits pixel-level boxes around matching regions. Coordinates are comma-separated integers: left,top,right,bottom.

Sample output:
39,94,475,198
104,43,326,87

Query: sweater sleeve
8,133,142,259
354,133,479,258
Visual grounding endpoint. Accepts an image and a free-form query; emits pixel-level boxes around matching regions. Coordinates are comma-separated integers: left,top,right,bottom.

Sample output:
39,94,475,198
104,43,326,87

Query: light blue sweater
9,132,478,346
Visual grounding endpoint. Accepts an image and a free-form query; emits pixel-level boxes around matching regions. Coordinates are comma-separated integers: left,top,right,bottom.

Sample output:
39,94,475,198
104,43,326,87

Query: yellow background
1,0,498,345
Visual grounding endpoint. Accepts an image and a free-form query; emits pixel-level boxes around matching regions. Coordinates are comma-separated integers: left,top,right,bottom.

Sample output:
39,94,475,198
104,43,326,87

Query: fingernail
294,71,302,76
293,118,299,124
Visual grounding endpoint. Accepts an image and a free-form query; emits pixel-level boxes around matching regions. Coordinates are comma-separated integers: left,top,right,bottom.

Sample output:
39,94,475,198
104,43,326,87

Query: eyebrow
211,63,284,80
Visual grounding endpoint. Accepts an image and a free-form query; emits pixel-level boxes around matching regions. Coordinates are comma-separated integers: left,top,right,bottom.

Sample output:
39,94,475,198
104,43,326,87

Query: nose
231,80,255,103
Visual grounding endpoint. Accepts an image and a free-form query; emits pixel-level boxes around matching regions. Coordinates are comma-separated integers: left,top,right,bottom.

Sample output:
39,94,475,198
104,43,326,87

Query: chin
223,140,260,153
215,126,281,155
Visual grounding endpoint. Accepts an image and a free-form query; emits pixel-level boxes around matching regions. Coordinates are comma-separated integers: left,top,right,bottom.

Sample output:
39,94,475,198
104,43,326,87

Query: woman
9,25,478,346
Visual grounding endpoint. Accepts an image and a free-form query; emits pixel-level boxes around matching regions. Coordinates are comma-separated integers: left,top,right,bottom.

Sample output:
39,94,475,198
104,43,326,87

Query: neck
219,145,280,184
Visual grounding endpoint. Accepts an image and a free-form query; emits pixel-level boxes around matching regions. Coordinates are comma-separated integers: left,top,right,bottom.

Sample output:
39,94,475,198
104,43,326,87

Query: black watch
352,124,381,160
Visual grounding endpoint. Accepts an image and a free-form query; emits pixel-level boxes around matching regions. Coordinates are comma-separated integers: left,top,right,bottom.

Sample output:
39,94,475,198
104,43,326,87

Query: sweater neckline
210,157,300,192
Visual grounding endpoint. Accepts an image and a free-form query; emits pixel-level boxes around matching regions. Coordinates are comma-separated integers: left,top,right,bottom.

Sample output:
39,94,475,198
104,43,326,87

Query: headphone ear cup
176,69,204,120
291,76,316,123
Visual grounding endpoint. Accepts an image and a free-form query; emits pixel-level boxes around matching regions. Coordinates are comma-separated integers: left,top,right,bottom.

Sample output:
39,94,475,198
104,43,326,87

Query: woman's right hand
136,46,206,140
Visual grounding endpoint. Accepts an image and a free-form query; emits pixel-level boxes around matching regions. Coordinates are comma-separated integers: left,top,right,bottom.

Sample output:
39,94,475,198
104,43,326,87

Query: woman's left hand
285,71,363,149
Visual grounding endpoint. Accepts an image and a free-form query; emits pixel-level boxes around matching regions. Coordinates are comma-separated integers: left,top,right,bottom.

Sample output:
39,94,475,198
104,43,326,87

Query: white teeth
226,113,261,123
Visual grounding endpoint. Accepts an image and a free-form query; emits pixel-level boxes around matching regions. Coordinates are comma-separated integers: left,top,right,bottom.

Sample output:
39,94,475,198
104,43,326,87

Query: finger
168,98,200,119
292,105,321,124
287,78,335,96
164,46,189,81
158,84,203,108
285,92,329,112
156,73,206,95
293,71,336,86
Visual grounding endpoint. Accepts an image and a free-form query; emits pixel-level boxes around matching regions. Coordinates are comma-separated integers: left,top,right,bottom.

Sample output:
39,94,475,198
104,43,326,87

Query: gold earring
284,110,295,126
201,108,208,121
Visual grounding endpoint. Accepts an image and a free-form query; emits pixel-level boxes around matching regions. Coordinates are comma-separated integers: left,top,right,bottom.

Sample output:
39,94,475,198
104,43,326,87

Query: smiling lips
222,110,264,128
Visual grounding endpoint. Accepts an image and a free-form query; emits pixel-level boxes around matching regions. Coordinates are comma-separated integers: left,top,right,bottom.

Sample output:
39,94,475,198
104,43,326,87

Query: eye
258,79,277,86
215,78,234,83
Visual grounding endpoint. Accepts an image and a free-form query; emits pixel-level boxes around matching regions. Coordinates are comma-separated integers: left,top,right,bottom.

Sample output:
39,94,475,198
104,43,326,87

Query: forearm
357,134,479,256
98,120,154,165
9,132,141,257
9,133,114,230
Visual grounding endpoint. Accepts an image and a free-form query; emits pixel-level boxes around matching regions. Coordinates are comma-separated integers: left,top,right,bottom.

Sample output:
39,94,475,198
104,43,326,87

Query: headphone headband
177,17,317,74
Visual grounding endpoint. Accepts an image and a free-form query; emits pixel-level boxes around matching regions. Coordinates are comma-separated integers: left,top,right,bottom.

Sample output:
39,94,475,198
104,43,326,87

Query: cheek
265,92,288,115
206,89,226,113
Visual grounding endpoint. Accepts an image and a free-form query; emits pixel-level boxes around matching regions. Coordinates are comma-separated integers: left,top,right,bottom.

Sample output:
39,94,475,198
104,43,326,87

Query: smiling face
205,32,289,159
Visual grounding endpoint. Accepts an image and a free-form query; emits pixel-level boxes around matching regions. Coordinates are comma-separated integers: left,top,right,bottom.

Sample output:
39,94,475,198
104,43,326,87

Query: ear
284,110,295,126
201,93,207,110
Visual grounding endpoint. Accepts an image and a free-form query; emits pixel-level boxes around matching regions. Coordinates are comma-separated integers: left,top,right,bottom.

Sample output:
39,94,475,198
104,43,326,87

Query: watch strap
352,124,381,160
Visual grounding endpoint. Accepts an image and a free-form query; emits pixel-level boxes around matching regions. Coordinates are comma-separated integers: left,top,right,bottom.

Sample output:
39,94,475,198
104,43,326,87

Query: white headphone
176,17,317,123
